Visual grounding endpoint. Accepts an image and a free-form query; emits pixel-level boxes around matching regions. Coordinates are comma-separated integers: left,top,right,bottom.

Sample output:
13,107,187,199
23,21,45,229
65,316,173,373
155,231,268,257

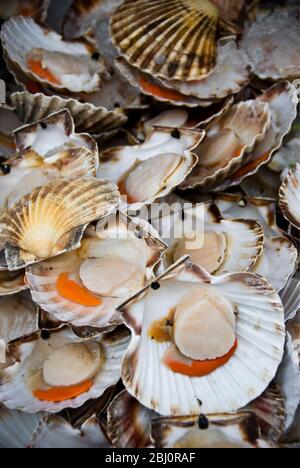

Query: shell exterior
26,213,166,329
150,199,264,274
116,58,214,108
1,16,107,93
181,99,271,190
0,406,43,448
151,412,278,448
0,0,49,21
0,326,130,413
107,390,155,448
241,9,300,80
111,0,219,82
280,164,300,231
158,40,251,100
11,91,127,135
280,273,300,322
120,258,285,416
31,415,109,448
0,292,38,364
214,194,298,295
220,82,299,190
0,177,120,270
0,269,27,296
211,0,245,21
98,127,204,209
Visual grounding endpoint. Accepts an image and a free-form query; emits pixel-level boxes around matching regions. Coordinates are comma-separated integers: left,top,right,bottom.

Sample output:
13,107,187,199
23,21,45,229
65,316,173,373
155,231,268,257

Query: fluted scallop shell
151,412,278,448
0,269,27,296
0,292,38,364
0,406,42,448
0,327,130,413
120,257,285,416
1,16,106,93
98,127,204,209
0,0,49,21
107,390,155,448
157,40,251,100
219,82,298,190
111,0,219,82
214,194,298,294
0,177,120,270
63,0,122,39
280,164,300,231
150,200,264,274
241,9,300,80
26,213,166,329
181,99,271,190
11,91,127,135
280,273,300,322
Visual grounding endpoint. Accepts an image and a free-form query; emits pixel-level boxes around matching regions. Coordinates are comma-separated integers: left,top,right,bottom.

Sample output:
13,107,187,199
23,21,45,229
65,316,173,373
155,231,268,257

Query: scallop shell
220,82,298,190
0,0,49,21
1,16,107,93
0,292,38,364
11,91,127,135
31,415,109,448
0,269,27,296
157,40,251,100
280,273,300,322
151,412,278,448
150,200,264,274
26,213,166,329
211,0,245,21
280,164,300,231
0,326,130,413
107,390,155,448
98,127,204,210
241,9,300,81
0,177,120,270
111,0,220,82
181,99,271,190
0,406,42,448
120,257,285,416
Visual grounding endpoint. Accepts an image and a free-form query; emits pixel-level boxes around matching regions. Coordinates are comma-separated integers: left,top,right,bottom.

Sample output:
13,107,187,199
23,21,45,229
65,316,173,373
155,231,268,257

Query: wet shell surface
280,164,300,231
11,91,127,135
0,327,130,413
151,412,277,448
111,0,220,82
1,16,107,93
26,213,165,328
0,0,49,21
181,99,271,190
0,178,120,270
150,200,264,274
98,127,204,209
120,258,285,416
241,9,300,80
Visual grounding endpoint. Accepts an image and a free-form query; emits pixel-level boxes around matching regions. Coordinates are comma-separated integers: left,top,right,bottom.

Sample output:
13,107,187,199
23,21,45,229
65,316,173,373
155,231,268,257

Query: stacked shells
0,0,299,450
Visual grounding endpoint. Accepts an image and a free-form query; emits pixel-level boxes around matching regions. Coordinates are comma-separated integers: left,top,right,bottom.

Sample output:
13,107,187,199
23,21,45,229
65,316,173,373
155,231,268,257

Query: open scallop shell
157,40,251,101
1,16,107,93
214,194,298,294
120,257,285,416
0,406,42,448
111,0,219,82
0,326,130,413
280,164,300,231
11,91,127,135
280,273,300,322
98,127,204,210
26,213,166,329
0,177,120,270
107,390,155,448
0,292,38,364
181,99,271,190
220,82,298,190
150,200,264,274
241,9,300,81
151,412,278,448
0,0,49,21
0,269,27,296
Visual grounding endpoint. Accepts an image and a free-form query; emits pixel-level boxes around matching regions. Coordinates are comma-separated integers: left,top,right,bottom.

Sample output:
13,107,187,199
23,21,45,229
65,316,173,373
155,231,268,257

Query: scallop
280,164,300,231
0,0,49,21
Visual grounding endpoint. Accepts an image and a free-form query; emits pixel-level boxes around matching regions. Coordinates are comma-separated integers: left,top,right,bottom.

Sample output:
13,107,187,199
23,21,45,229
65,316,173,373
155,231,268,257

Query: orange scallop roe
139,77,188,102
27,58,60,85
33,380,93,402
56,273,102,307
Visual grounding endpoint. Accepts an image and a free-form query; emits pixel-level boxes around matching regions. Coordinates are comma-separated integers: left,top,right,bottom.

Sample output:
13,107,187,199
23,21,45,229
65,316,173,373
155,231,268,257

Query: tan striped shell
111,0,219,81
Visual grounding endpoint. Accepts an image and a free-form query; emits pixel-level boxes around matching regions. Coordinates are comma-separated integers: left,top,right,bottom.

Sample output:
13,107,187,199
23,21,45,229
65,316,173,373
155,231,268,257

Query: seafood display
0,0,299,450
